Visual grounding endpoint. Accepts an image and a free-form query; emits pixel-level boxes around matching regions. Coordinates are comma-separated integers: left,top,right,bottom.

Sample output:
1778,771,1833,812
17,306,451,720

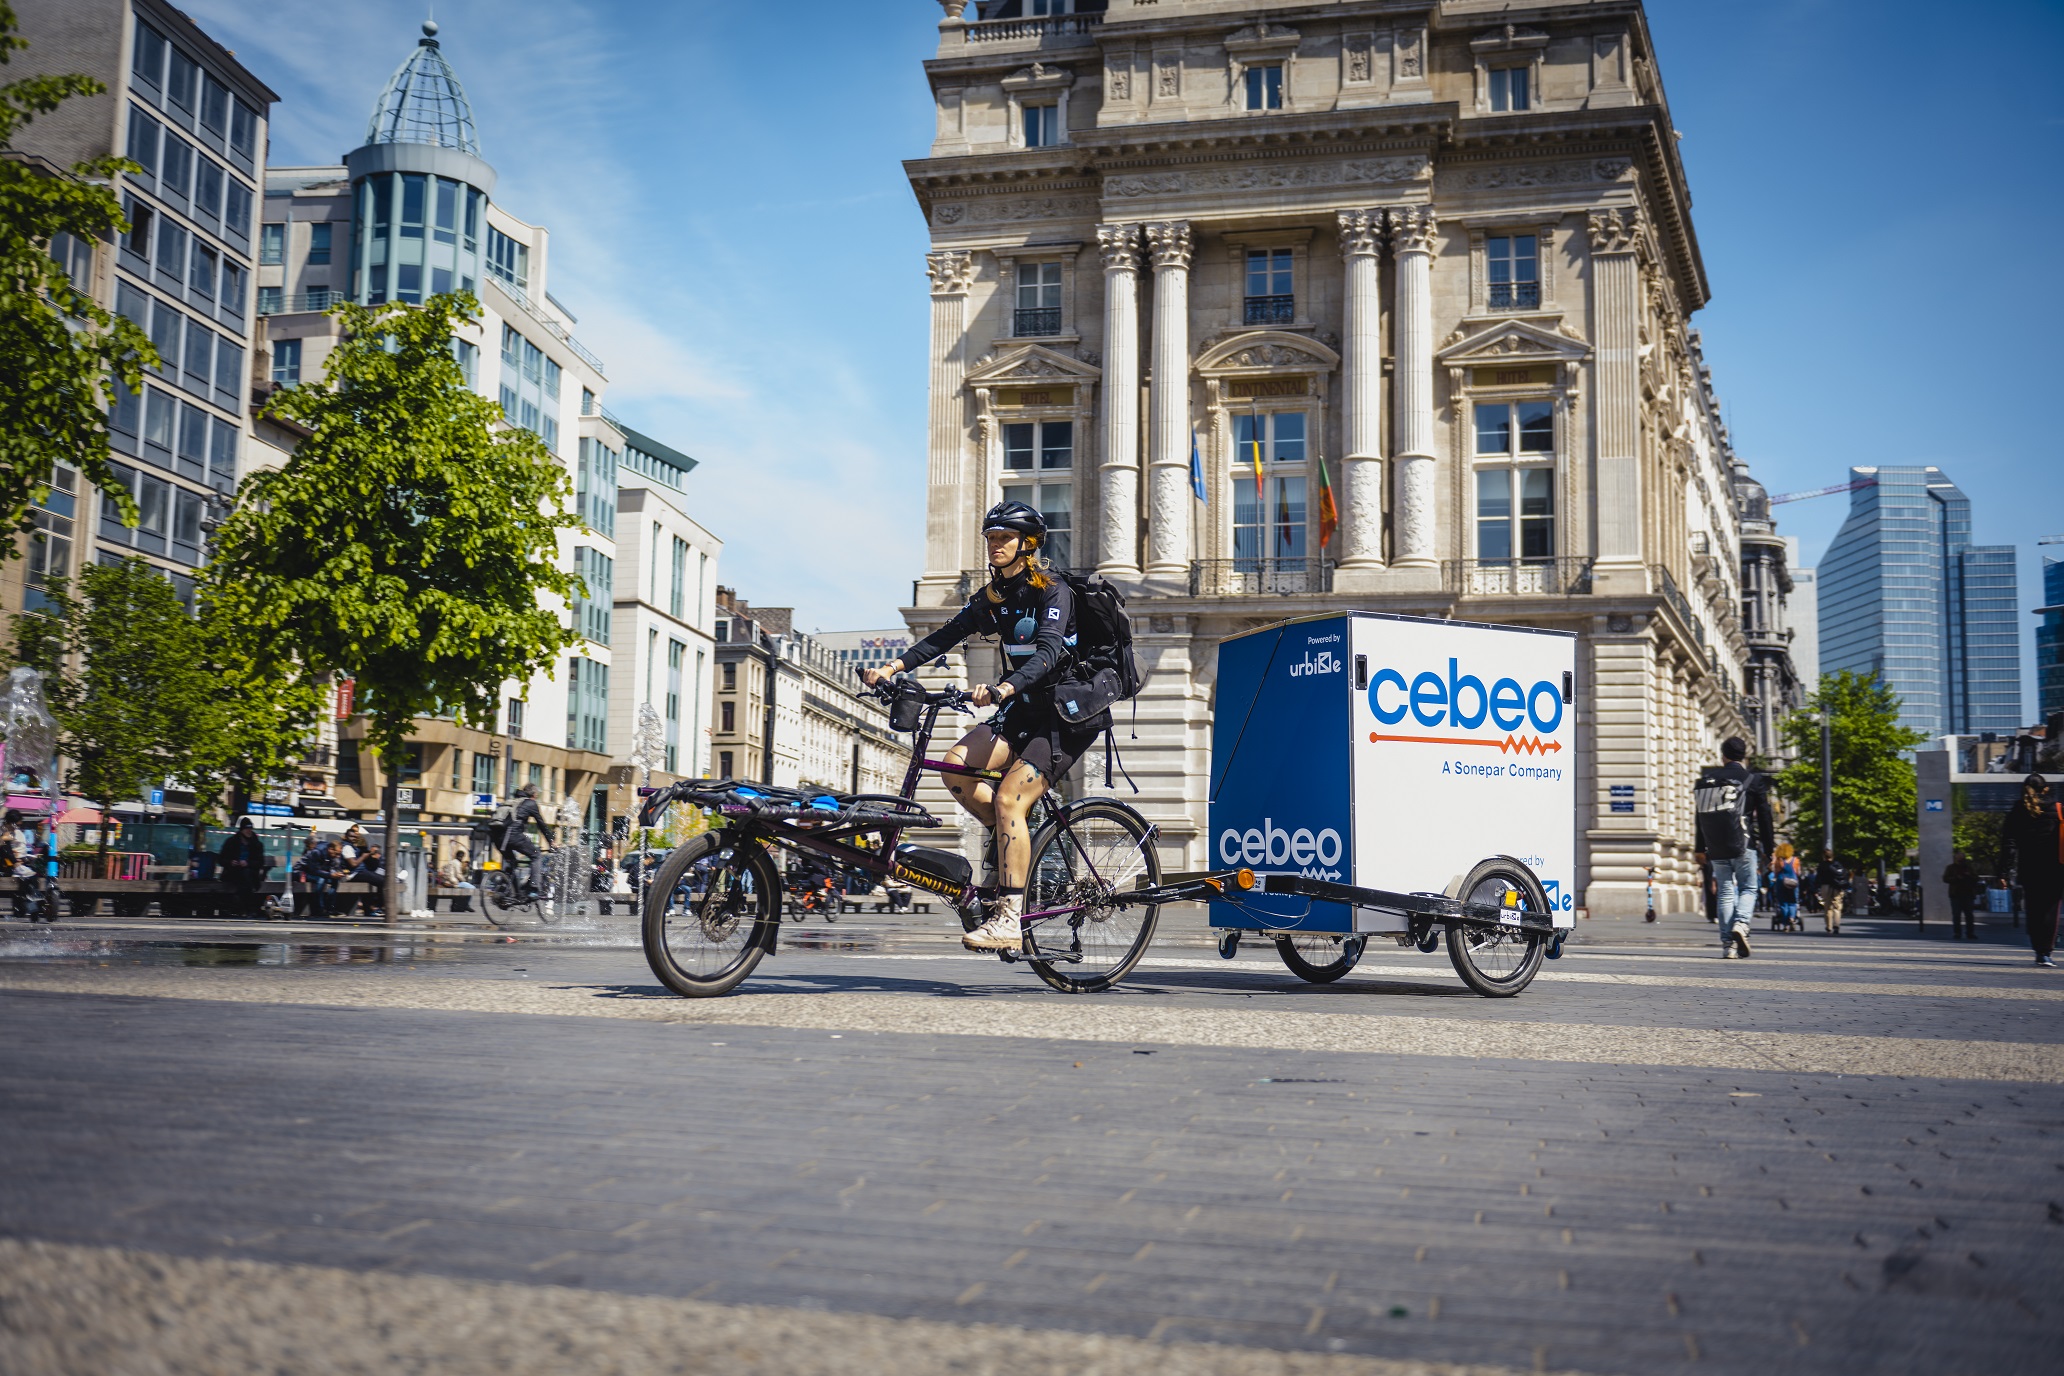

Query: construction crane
1768,475,1877,506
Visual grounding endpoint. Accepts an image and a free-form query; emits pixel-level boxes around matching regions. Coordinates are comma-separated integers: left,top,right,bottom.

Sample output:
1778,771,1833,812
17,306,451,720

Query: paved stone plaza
0,906,2058,1374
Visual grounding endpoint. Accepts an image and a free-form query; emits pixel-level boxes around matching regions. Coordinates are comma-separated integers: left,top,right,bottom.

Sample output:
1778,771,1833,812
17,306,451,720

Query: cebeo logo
1288,651,1342,678
1218,818,1343,870
1368,656,1564,734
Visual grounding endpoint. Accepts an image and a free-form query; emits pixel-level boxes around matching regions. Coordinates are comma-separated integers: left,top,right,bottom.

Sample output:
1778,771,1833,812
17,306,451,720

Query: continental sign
1225,377,1309,399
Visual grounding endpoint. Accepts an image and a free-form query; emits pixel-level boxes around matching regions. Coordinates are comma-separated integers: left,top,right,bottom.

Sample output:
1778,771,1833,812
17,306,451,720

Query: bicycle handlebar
853,667,978,712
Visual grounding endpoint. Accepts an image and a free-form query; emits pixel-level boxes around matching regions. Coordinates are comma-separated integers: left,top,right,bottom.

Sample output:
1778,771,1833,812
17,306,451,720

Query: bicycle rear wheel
642,832,779,998
1023,801,1161,994
1445,857,1548,998
478,870,525,927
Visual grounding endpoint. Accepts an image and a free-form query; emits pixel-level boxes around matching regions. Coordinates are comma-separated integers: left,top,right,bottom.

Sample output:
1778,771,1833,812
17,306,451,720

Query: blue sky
182,0,2061,713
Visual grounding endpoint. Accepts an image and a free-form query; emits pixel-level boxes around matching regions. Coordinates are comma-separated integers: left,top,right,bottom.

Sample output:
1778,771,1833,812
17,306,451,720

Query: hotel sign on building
904,0,1760,916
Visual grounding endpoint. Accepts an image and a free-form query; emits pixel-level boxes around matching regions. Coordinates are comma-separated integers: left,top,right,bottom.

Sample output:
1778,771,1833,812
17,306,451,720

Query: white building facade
905,0,1755,915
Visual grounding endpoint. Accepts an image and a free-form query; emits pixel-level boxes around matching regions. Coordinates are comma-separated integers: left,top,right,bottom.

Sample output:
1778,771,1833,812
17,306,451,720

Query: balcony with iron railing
1489,282,1542,311
1190,557,1334,598
1443,558,1595,597
1243,294,1296,326
963,12,1103,47
1012,306,1062,337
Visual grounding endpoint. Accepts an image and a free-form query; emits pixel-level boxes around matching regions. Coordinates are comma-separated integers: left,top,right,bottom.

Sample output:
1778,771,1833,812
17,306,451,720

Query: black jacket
904,570,1076,699
217,832,269,871
1693,761,1774,860
508,797,555,845
2002,799,2063,882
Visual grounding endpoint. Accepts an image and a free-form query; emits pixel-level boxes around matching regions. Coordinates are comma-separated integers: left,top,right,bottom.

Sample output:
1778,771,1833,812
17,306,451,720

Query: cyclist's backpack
1050,571,1143,727
486,801,516,849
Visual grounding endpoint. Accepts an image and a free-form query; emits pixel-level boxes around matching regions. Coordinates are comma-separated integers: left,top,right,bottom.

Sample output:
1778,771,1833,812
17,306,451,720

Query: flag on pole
1250,437,1265,503
1189,429,1206,503
1316,456,1339,550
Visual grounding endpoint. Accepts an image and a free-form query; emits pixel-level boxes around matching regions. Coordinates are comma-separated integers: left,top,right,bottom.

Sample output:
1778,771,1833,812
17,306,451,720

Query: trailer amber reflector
1235,868,1255,890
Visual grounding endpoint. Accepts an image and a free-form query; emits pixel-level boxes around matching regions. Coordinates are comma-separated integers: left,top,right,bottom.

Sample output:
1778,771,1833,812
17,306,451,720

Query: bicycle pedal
997,949,1020,963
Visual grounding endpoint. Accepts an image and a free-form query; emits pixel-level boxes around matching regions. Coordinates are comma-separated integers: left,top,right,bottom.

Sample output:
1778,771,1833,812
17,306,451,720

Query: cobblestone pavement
0,905,2059,1375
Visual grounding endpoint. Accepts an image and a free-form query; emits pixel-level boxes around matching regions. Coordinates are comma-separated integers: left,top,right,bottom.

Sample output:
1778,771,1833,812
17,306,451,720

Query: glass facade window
132,24,166,88
664,639,684,774
1230,411,1307,572
160,135,191,200
1487,235,1540,310
272,337,301,386
487,225,528,292
307,222,332,265
566,657,609,754
572,548,614,645
1023,103,1059,148
1490,65,1531,112
452,337,477,388
167,49,197,112
576,437,619,537
201,76,229,135
125,107,159,178
669,537,687,619
193,158,222,226
1244,248,1294,323
1245,64,1284,111
229,101,256,164
353,173,482,306
1472,401,1556,560
1002,419,1071,471
223,181,250,241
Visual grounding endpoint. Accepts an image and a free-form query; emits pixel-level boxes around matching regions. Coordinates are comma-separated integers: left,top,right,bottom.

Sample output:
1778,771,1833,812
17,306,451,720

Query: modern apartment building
611,426,721,782
712,591,901,795
5,0,274,622
1818,466,2023,738
246,22,717,833
905,0,1757,914
1784,536,1819,694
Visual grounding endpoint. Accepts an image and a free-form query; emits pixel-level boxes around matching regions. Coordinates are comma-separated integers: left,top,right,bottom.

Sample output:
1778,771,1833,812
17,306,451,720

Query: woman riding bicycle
864,501,1105,953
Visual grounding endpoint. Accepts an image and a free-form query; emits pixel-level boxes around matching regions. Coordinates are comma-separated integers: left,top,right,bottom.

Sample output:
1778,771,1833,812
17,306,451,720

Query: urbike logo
1365,657,1565,754
1217,818,1344,880
1287,632,1345,679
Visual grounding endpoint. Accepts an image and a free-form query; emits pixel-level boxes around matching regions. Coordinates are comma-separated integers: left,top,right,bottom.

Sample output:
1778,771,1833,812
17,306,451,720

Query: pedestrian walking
216,819,272,918
1813,849,1849,934
1944,850,1982,941
1695,737,1774,959
2001,773,2063,968
1771,844,1802,932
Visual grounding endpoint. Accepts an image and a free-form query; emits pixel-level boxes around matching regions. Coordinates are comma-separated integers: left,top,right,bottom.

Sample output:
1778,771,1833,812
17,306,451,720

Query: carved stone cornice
1387,205,1438,256
1587,206,1643,254
925,249,976,296
1337,208,1384,259
1144,221,1193,272
1096,222,1143,274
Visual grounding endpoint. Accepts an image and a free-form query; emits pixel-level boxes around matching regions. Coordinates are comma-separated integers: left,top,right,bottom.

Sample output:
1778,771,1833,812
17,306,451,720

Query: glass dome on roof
365,21,480,157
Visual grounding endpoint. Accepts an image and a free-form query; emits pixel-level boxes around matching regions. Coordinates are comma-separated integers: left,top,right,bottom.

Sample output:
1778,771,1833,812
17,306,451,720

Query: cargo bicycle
635,676,1239,997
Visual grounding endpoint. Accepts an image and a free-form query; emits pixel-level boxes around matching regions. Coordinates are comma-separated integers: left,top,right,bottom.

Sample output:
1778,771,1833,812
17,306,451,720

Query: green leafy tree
1776,670,1929,869
0,2,155,558
11,560,212,858
1952,809,2004,879
175,599,325,834
203,292,583,919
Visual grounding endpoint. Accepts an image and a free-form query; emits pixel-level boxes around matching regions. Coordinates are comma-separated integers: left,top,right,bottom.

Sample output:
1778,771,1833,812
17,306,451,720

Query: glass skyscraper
1818,466,2023,737
2038,556,2063,719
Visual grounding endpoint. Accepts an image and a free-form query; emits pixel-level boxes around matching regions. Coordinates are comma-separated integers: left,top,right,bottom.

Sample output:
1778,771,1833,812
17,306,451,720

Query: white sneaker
964,897,1022,951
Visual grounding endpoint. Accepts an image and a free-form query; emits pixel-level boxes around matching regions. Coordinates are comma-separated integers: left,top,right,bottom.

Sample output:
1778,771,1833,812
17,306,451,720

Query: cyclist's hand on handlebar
861,660,907,688
970,681,1014,708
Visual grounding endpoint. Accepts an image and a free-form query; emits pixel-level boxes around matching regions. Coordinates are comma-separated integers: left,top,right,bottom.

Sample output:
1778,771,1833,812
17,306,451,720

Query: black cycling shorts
990,699,1103,781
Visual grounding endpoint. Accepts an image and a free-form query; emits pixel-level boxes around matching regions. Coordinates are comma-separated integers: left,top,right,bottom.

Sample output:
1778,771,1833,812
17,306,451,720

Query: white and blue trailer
1206,612,1578,996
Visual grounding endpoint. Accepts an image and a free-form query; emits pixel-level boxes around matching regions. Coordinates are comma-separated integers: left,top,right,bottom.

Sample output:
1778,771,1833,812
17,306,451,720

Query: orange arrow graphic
1369,732,1562,754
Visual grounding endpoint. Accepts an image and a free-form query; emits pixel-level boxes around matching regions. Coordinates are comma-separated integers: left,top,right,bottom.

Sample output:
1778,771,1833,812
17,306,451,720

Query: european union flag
1189,429,1206,503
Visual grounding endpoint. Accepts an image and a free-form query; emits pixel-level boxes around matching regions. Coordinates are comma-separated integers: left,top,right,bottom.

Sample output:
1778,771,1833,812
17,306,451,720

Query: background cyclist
497,782,557,897
863,502,1105,952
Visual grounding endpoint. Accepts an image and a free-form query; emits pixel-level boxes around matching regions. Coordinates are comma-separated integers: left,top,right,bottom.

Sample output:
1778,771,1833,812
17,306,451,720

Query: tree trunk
378,745,401,926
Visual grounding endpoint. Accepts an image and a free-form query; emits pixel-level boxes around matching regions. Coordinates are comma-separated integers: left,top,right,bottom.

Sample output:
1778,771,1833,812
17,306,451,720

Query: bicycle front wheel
478,870,524,927
1024,800,1161,994
642,832,780,998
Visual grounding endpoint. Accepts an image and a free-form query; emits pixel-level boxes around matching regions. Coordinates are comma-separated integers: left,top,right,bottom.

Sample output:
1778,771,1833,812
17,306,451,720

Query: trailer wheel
1446,857,1549,998
1275,934,1365,984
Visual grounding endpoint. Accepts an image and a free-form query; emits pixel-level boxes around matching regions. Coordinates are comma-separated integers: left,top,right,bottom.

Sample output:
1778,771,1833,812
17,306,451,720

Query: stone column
1095,224,1143,579
1334,208,1385,578
921,250,976,599
1588,207,1644,587
1144,221,1193,579
1388,205,1439,573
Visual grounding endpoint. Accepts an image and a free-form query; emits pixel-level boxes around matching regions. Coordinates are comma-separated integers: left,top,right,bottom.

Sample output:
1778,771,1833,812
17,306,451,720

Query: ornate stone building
904,0,1753,915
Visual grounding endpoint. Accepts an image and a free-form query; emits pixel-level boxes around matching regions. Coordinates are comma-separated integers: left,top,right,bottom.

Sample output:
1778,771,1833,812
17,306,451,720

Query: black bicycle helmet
981,500,1046,540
